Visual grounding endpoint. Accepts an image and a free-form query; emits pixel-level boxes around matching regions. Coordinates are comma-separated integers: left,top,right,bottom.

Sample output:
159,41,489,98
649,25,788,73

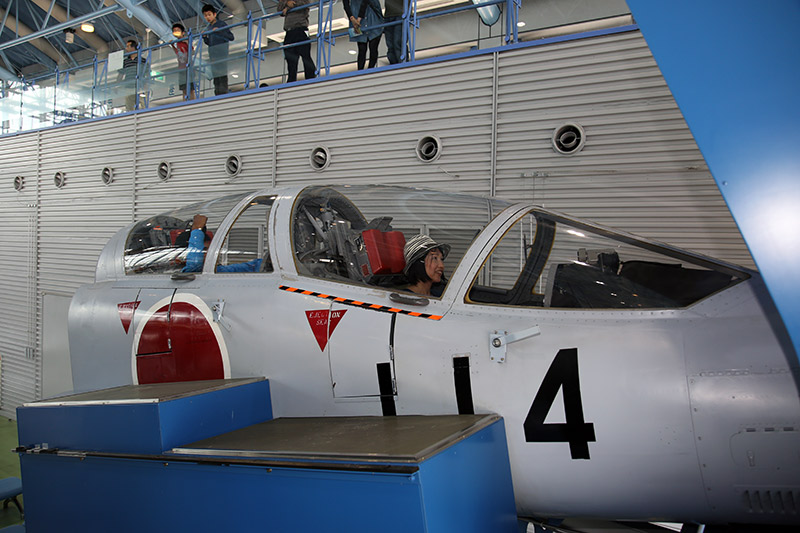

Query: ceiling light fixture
64,28,75,43
517,21,526,28
81,21,95,33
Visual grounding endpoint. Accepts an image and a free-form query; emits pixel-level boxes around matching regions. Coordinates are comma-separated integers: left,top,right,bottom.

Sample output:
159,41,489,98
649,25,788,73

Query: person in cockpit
403,234,450,297
182,214,263,273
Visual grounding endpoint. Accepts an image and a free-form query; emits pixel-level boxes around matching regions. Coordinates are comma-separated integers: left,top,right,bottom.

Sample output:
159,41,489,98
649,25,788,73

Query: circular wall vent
13,176,24,191
552,123,586,155
225,154,242,178
157,161,172,181
101,167,114,186
54,171,66,188
416,135,442,163
309,146,331,171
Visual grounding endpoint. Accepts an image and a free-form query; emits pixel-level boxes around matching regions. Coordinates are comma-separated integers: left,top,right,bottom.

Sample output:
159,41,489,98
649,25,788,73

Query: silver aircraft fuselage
69,185,800,526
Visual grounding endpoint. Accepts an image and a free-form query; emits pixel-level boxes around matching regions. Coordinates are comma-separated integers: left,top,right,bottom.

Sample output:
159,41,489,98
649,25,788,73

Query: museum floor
0,419,22,529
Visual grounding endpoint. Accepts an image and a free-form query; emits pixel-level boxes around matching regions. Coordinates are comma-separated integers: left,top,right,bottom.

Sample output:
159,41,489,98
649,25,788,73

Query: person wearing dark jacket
118,40,144,111
383,0,405,64
202,4,234,95
278,0,317,83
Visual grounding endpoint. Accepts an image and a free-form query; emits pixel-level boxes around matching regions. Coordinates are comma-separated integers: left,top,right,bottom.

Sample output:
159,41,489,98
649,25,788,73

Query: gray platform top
25,378,265,406
171,414,500,463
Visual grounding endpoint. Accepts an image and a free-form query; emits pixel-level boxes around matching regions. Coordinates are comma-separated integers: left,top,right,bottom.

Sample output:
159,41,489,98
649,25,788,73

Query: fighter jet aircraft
69,184,800,528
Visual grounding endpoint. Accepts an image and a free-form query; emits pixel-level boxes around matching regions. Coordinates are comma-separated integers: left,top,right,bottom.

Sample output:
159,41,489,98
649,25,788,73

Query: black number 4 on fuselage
523,348,596,459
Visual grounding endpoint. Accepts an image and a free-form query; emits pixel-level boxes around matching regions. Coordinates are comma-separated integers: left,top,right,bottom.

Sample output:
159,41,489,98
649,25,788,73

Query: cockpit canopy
118,184,748,309
466,207,749,309
123,192,251,275
290,186,511,289
121,186,512,284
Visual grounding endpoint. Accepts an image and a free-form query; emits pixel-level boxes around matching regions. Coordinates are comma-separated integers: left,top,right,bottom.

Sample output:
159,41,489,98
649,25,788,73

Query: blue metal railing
0,0,518,134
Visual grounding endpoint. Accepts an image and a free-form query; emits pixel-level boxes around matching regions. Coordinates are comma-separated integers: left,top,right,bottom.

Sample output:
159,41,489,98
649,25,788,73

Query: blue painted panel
158,379,272,450
418,419,518,533
17,403,162,454
16,379,272,454
627,0,800,362
21,454,427,533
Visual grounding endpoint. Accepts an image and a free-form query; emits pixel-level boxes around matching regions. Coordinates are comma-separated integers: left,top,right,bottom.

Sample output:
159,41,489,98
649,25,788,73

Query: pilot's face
424,249,445,283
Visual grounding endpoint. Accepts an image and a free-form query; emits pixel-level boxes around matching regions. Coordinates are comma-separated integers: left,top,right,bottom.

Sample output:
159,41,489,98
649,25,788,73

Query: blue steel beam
113,0,173,44
24,1,78,67
1,3,10,35
42,0,57,29
0,64,18,80
627,0,800,363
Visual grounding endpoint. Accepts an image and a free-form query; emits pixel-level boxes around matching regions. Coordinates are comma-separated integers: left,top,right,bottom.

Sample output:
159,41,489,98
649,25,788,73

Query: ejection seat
352,226,406,287
362,229,406,275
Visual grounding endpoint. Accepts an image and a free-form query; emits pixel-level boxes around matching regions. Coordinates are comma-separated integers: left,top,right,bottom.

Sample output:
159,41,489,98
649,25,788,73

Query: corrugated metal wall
275,55,495,194
0,134,39,414
495,31,749,264
0,29,753,416
133,92,277,219
38,120,136,295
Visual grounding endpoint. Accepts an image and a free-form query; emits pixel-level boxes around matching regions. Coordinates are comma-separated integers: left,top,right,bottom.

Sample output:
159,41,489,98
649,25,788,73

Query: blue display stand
16,380,518,533
17,378,272,454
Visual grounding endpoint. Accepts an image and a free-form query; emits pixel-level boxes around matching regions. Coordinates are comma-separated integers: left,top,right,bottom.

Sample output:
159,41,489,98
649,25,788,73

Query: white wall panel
0,134,39,416
495,31,752,267
38,120,136,293
133,93,276,220
275,56,495,194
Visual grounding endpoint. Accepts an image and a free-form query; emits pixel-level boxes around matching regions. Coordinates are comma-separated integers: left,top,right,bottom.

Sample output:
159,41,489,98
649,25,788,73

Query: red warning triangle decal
305,309,347,351
118,301,141,334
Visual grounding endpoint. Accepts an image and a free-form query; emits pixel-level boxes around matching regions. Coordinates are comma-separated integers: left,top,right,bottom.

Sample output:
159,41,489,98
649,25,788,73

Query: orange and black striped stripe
279,285,443,321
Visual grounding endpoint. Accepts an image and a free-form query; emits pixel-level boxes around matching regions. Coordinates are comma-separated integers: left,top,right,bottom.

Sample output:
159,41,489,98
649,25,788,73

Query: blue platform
16,379,518,532
16,377,272,454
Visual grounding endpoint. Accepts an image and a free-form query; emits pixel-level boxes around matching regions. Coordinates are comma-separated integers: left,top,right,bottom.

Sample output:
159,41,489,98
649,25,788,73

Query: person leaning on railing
202,4,234,95
278,0,317,83
171,23,194,100
117,39,143,111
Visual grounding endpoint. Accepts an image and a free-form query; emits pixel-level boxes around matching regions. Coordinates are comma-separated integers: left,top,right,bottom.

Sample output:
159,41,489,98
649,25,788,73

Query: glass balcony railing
0,0,631,134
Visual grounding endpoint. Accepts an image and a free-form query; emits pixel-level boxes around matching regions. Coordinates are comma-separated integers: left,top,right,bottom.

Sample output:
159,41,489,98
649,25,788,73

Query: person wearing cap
403,234,451,297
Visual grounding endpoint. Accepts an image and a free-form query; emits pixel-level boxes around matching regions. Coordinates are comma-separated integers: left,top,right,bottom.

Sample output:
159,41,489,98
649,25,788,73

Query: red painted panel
137,306,171,356
136,302,224,384
169,302,224,380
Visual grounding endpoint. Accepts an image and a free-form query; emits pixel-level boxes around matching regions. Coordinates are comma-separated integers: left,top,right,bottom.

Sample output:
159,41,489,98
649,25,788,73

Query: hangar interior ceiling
0,0,255,76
